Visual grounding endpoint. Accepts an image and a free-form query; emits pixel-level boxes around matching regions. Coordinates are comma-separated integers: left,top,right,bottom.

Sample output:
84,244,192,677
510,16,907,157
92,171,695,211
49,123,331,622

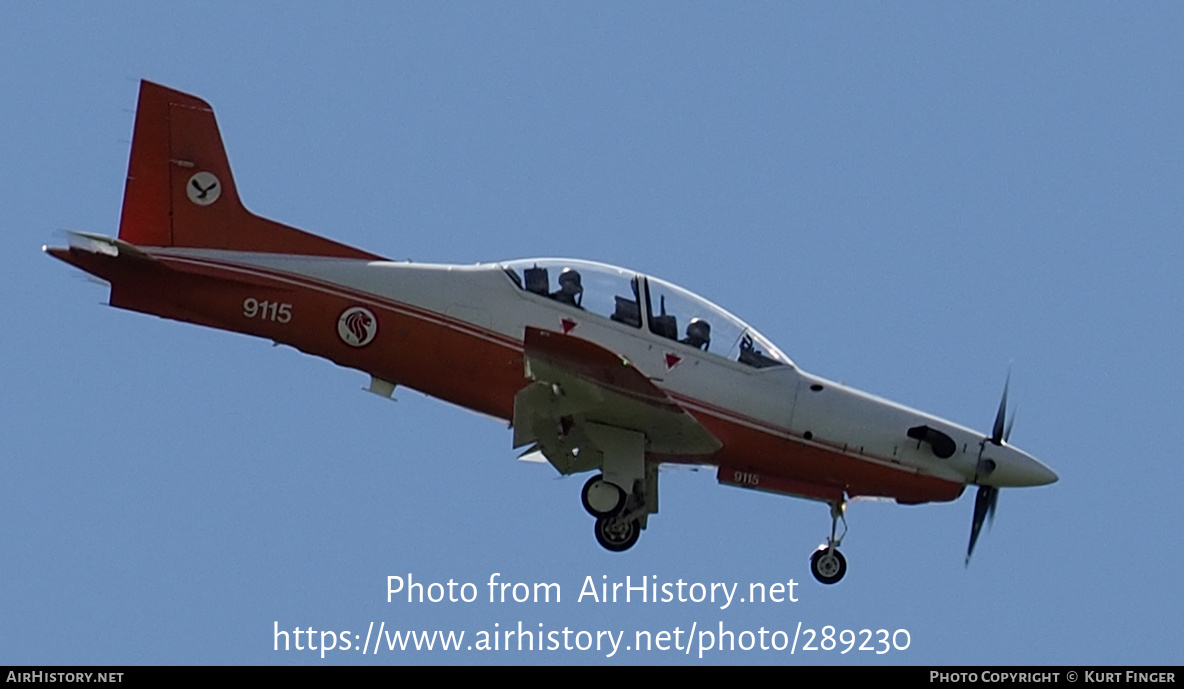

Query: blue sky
3,3,1181,665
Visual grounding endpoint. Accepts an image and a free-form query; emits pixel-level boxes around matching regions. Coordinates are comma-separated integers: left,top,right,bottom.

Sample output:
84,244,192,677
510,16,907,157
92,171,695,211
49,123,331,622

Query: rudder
118,81,383,260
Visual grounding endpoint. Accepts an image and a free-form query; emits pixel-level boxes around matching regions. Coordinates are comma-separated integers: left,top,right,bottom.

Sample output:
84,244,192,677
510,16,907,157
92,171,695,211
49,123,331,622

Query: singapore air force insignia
186,171,221,206
337,306,378,347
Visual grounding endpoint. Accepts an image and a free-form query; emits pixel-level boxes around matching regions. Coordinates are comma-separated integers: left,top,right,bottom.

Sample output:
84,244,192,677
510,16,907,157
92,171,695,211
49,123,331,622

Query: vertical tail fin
118,81,384,260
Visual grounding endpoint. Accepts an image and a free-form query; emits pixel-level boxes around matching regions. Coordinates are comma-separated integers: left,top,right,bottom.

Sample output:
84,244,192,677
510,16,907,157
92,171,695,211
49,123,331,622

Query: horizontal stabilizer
65,231,155,261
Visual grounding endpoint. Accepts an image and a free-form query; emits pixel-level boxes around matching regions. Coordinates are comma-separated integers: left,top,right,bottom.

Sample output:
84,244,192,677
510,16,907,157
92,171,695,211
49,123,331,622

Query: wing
512,327,721,475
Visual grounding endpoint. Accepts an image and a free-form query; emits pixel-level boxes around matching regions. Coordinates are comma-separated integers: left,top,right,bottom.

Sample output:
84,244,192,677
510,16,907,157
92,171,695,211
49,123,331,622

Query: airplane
46,81,1058,585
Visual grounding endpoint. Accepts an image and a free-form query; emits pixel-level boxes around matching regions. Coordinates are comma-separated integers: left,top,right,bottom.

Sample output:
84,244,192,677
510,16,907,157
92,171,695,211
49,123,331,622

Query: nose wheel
810,547,847,584
809,500,849,585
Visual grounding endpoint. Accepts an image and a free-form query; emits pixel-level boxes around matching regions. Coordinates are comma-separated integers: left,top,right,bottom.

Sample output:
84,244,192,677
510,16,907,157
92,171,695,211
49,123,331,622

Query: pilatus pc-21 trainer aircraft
48,82,1057,584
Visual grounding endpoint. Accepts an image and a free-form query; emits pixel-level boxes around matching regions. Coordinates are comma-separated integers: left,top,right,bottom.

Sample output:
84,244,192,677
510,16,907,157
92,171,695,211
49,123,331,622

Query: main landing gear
583,473,647,553
810,500,849,585
578,424,656,554
594,512,641,552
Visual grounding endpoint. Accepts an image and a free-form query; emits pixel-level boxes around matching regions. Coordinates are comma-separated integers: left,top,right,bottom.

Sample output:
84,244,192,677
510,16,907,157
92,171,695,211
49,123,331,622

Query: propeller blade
969,371,1013,564
991,373,1010,445
966,485,999,566
987,487,999,528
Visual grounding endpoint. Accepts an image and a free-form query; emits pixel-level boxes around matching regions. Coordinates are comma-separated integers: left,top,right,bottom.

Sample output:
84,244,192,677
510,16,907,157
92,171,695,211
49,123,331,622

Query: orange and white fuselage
48,81,1056,584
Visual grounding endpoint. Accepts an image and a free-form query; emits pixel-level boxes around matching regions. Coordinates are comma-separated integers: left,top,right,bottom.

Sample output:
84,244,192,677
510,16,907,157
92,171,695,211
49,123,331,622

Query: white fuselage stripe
153,250,935,480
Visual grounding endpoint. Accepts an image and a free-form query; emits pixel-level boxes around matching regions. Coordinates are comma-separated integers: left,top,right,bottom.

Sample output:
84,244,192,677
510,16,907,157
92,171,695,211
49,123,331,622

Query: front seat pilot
551,268,583,308
681,318,711,350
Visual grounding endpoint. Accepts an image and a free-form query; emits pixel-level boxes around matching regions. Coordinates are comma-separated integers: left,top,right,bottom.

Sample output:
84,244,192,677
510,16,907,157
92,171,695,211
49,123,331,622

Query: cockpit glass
501,259,792,369
643,275,790,368
502,259,642,328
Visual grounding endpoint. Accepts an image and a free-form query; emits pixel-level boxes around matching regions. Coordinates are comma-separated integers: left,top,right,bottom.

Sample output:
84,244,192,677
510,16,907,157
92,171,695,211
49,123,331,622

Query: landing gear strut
810,500,848,585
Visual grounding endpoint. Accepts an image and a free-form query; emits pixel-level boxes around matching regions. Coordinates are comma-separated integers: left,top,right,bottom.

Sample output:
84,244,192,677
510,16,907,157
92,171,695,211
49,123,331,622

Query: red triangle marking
561,318,577,334
664,353,682,370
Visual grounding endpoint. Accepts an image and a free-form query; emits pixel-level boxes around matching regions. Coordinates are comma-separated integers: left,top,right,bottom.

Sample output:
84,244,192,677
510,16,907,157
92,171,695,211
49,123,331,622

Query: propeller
966,372,1015,566
966,485,999,565
989,369,1017,446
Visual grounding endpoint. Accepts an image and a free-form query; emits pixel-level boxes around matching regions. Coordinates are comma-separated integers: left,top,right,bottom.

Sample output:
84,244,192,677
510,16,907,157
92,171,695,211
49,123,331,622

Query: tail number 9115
243,298,292,323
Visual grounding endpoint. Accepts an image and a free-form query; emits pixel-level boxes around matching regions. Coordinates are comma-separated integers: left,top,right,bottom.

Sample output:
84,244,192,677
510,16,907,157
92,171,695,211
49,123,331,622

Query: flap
515,327,721,458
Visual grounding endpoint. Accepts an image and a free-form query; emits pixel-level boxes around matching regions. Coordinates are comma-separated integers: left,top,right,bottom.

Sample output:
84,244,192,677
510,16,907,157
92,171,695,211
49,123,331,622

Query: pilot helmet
687,318,711,343
558,268,583,293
